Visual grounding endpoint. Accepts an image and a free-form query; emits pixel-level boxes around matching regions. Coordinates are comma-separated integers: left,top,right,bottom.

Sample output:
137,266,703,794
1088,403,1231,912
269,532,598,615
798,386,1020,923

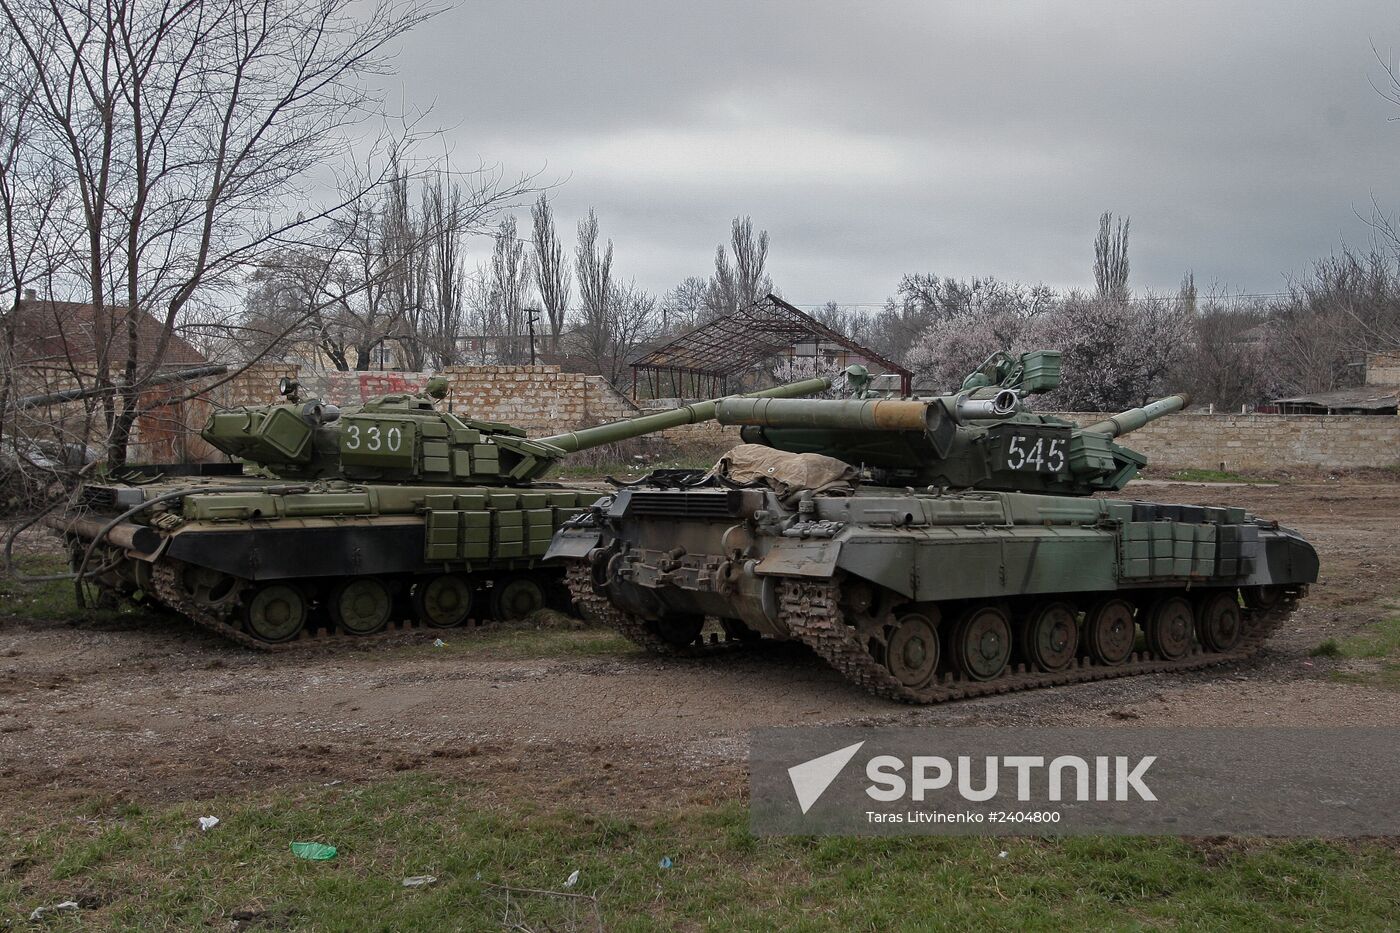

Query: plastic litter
563,869,580,888
290,841,338,860
997,850,1009,859
198,816,220,832
433,639,447,648
402,875,437,888
29,901,79,921
658,856,673,869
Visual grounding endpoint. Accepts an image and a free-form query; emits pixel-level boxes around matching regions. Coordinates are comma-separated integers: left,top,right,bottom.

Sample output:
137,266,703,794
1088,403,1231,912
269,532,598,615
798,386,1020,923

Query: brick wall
440,365,639,435
1367,352,1400,386
1052,411,1400,471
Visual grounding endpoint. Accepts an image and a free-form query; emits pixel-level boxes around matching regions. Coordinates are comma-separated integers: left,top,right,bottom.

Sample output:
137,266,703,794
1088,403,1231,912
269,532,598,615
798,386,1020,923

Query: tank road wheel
653,615,705,648
950,605,1012,681
1145,595,1195,660
1083,598,1137,666
414,574,473,628
328,578,393,636
884,612,940,688
491,575,547,621
1024,601,1080,672
243,583,308,643
1196,591,1243,653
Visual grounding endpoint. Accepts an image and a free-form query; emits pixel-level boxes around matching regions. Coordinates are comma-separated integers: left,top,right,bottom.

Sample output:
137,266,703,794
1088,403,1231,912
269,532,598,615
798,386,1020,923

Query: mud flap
755,540,841,577
544,526,602,562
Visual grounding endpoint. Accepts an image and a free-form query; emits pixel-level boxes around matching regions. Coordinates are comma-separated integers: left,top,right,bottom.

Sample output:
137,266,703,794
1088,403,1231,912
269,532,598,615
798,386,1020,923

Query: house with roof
3,291,214,462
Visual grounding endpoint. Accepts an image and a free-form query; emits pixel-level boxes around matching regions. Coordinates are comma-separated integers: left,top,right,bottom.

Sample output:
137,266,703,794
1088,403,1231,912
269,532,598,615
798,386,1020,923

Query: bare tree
0,55,69,458
661,276,708,333
0,0,441,464
704,216,772,319
1177,302,1271,410
567,208,657,385
1094,212,1131,301
382,163,429,371
485,215,529,362
1267,249,1400,393
421,175,467,369
574,207,613,352
234,161,530,373
530,194,570,351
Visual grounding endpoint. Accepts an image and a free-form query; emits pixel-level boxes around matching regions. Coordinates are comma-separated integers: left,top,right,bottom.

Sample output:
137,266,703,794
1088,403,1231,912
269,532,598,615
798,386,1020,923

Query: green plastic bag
290,841,337,861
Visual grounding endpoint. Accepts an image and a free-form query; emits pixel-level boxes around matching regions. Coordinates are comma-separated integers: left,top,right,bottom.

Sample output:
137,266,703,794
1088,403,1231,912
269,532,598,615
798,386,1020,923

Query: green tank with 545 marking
48,375,829,648
549,351,1319,702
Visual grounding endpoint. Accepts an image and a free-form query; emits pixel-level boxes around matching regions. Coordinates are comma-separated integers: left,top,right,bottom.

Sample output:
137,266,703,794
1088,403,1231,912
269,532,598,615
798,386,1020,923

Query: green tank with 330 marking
47,375,830,648
549,350,1319,702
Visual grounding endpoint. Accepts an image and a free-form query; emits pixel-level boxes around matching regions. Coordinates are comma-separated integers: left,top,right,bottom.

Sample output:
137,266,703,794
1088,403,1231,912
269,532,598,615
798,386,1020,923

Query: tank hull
54,474,605,648
549,483,1318,702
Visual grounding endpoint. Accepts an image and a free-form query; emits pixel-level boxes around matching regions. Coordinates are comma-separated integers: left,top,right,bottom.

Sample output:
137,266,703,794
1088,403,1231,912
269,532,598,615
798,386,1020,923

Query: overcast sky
382,0,1400,308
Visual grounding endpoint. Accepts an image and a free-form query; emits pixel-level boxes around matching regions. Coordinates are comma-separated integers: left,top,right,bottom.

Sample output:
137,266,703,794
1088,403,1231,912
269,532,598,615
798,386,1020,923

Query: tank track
147,562,492,652
778,579,1298,704
567,560,1300,703
563,564,749,658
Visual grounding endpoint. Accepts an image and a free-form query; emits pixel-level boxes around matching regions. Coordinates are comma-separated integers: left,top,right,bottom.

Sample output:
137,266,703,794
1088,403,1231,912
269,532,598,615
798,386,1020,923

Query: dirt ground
1,480,1397,817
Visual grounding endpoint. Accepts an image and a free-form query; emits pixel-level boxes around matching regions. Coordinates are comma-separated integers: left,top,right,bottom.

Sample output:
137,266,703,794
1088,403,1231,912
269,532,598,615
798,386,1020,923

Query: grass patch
1166,468,1253,484
0,554,164,627
1321,615,1400,690
3,776,1400,930
1337,616,1400,660
1310,640,1342,658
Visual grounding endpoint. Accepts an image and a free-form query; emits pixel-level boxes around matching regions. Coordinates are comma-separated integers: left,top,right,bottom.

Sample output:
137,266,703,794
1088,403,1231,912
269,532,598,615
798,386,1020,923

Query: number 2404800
1006,434,1065,472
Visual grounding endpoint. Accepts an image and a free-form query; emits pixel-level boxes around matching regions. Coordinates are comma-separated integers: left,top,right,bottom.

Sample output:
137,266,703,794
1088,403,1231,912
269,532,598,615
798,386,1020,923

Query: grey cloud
382,0,1400,303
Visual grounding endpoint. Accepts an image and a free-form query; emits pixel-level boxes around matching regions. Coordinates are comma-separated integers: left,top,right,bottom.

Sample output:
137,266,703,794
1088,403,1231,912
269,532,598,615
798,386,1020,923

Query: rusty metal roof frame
629,294,911,398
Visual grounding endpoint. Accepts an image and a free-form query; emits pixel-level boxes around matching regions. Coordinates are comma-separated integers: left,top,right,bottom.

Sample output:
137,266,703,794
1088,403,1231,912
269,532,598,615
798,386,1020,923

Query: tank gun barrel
718,397,930,431
1084,393,1191,438
534,377,832,453
716,389,1022,432
15,364,230,410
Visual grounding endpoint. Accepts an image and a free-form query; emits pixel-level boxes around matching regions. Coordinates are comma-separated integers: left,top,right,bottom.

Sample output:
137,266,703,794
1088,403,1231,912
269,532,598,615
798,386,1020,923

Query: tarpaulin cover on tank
710,444,858,495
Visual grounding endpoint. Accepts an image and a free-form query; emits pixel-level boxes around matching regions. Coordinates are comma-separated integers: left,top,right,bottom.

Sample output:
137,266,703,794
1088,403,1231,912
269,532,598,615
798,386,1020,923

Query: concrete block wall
440,365,639,435
1053,412,1400,471
1367,352,1400,386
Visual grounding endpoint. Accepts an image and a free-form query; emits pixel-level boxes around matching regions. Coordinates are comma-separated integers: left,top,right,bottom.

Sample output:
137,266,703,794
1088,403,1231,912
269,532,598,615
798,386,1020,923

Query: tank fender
754,537,918,600
754,538,842,577
543,524,601,562
1257,526,1320,586
833,538,917,599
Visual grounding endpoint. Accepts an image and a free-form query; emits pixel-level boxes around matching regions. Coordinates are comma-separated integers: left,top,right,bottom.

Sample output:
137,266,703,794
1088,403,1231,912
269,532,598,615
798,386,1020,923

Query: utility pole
525,307,540,365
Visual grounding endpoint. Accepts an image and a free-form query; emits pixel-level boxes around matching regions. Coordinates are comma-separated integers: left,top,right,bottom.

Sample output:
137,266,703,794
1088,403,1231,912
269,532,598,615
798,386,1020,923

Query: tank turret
202,376,831,484
715,350,1189,494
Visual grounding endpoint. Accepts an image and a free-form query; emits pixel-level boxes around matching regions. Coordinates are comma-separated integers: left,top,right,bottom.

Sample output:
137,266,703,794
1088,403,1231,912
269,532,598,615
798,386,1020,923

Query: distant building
1265,352,1400,415
4,292,206,378
629,295,911,399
